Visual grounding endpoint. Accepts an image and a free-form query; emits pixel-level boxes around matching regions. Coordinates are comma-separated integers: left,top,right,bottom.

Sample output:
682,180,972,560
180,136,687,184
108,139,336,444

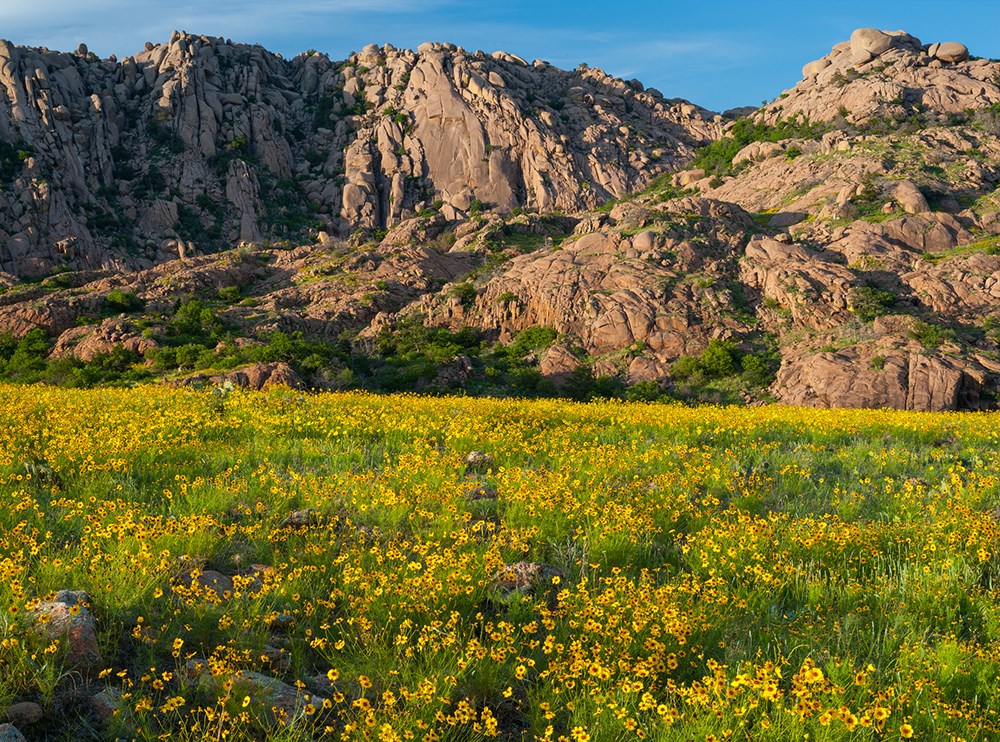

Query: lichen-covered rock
0,724,27,742
29,590,101,670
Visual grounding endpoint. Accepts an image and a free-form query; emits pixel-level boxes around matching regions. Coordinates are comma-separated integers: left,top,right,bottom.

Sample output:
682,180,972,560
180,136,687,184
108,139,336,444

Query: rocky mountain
0,28,999,412
0,31,716,278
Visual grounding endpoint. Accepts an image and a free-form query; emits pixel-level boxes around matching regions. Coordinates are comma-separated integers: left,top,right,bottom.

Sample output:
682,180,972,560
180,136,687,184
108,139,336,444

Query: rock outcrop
0,28,998,411
413,197,756,380
775,325,999,411
769,28,1000,126
0,33,717,279
222,362,303,390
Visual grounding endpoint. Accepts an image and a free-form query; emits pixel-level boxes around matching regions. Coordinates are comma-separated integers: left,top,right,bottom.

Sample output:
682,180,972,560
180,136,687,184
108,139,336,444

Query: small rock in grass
281,508,320,527
492,562,563,595
183,569,234,600
30,590,101,669
239,563,276,595
466,485,499,501
465,451,494,470
0,724,26,742
235,671,328,725
3,703,42,727
183,657,209,680
262,645,292,672
89,688,121,727
269,613,297,633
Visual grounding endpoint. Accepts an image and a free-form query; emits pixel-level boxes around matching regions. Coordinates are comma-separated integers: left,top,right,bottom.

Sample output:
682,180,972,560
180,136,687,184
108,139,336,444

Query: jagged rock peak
0,31,720,278
760,28,998,126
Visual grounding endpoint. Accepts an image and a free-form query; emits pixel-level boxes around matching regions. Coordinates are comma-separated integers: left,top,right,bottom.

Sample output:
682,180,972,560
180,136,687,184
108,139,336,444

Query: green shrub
849,286,896,322
639,174,697,202
174,343,206,369
0,328,50,382
228,135,250,155
44,346,147,387
851,175,886,219
135,166,167,200
509,326,558,357
217,286,242,304
146,346,178,371
700,340,738,379
908,321,955,348
104,289,145,313
670,354,702,382
0,139,30,183
563,365,597,402
670,339,775,391
740,354,773,387
449,282,477,307
624,380,667,402
692,116,830,176
830,69,860,88
166,299,221,342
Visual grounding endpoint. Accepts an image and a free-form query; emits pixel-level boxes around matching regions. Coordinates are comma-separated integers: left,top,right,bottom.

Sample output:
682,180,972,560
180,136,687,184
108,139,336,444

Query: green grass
0,387,999,739
923,236,1000,264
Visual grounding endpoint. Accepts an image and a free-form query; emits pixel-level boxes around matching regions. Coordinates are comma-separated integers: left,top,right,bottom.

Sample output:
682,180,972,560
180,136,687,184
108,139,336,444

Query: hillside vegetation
2,28,1000,410
0,385,998,739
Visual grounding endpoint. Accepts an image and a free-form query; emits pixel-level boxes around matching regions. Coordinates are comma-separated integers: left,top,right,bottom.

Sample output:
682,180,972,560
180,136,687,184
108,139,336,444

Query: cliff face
1,29,999,411
0,32,717,278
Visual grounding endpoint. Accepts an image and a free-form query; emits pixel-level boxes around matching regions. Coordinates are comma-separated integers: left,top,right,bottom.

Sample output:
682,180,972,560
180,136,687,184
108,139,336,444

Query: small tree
700,340,738,379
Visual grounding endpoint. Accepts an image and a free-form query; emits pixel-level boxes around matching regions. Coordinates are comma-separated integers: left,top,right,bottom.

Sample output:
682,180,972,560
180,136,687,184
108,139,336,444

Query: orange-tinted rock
30,591,101,670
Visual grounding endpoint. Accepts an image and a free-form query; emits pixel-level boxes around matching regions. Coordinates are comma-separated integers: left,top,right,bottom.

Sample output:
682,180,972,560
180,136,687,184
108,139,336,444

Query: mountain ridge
0,30,718,278
0,27,999,411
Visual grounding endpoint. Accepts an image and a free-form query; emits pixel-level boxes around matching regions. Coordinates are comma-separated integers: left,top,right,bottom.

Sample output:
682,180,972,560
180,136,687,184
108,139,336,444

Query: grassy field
1,385,999,740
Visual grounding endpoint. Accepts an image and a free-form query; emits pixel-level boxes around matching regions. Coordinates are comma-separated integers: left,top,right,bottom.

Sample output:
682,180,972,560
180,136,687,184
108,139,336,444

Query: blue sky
3,0,998,111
